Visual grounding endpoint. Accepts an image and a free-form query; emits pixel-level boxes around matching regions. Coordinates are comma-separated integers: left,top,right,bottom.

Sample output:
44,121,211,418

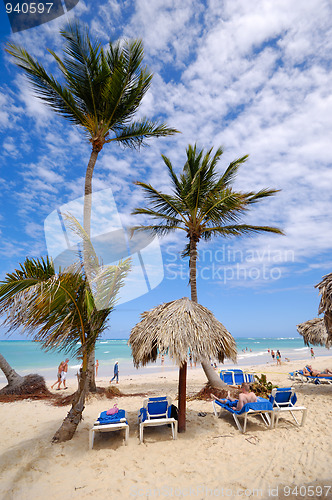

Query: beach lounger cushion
90,409,129,449
138,396,177,443
212,396,273,433
220,369,255,386
269,387,307,427
289,370,332,385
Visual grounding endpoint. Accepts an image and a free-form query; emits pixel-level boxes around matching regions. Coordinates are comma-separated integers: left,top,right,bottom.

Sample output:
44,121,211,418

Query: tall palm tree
0,255,130,442
132,144,283,390
6,22,178,389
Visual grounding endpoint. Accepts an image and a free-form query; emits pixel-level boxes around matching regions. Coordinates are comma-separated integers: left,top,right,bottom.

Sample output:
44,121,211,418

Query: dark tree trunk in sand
0,353,48,396
0,352,23,388
52,368,89,443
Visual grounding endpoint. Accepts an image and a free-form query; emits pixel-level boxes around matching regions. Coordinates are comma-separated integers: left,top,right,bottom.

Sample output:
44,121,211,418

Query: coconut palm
0,255,130,442
6,22,178,389
132,143,283,388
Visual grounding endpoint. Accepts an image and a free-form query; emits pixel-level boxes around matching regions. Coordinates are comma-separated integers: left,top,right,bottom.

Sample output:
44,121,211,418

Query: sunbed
138,396,177,443
212,396,273,433
269,387,307,427
289,370,332,385
220,369,255,385
89,409,129,449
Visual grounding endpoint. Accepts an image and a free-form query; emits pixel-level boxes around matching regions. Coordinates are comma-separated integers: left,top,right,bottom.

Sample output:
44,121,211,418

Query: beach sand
0,357,331,500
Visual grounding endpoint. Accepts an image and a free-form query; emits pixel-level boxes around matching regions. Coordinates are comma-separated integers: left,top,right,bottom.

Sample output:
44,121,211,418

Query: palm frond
108,119,179,148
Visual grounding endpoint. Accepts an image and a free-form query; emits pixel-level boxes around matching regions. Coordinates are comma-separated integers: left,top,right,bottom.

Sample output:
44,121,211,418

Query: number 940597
6,3,54,14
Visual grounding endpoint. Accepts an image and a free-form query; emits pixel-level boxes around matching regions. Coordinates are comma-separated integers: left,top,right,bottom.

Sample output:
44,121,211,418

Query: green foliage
251,373,278,398
6,21,178,148
132,143,283,256
0,255,130,359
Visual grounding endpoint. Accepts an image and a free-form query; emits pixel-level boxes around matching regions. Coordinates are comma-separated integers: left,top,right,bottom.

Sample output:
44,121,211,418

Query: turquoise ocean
0,337,330,384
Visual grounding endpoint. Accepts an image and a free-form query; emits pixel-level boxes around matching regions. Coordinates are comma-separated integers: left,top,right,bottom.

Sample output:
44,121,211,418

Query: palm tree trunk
189,238,227,390
0,352,23,387
83,147,100,393
83,148,99,239
52,356,90,443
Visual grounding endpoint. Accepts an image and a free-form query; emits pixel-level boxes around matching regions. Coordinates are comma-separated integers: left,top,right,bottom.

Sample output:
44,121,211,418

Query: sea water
0,337,329,384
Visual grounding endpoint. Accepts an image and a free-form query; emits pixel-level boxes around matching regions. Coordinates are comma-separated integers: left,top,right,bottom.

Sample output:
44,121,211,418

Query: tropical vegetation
0,254,130,442
6,21,178,389
132,143,283,389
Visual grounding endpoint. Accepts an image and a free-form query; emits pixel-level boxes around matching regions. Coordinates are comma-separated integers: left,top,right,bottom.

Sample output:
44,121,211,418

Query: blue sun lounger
89,409,129,449
212,396,273,433
138,396,177,443
220,369,255,386
289,370,332,385
269,387,307,427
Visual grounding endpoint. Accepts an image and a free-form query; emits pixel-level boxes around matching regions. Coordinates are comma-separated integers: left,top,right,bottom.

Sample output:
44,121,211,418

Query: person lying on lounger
303,365,332,377
212,382,257,411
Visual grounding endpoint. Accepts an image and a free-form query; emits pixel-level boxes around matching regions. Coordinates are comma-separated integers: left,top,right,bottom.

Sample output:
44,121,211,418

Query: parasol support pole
178,361,187,432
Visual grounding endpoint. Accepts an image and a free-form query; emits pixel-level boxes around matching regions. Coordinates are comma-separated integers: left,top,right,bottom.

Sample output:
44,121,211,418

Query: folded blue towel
97,409,126,425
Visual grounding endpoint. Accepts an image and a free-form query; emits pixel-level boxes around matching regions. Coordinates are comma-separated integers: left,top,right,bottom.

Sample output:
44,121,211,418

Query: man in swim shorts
60,359,69,389
212,383,257,411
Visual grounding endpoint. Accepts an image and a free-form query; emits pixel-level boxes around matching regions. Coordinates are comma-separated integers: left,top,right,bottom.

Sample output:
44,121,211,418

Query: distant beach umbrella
129,297,237,432
296,318,331,349
315,273,332,347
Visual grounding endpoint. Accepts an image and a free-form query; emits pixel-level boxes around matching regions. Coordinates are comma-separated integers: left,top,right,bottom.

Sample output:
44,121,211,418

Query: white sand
0,357,332,500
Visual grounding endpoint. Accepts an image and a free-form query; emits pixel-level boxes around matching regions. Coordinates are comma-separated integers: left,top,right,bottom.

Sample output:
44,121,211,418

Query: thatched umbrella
129,297,237,432
297,318,331,348
315,273,332,347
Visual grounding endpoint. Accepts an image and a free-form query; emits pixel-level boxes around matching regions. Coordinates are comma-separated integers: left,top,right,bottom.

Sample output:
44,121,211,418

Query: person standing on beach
60,359,69,389
110,361,119,384
310,348,315,359
51,361,64,390
276,351,281,365
271,350,275,361
95,359,99,378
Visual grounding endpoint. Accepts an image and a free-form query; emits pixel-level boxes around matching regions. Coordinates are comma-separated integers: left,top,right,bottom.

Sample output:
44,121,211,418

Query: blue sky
0,0,332,340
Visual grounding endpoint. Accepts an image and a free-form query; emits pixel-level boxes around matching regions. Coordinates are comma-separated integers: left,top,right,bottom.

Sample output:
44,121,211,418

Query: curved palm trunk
52,354,90,443
0,352,23,388
83,147,100,393
189,238,228,391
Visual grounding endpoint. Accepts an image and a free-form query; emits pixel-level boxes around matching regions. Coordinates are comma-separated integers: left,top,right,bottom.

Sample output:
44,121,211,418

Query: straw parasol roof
315,273,332,347
296,318,331,349
129,297,237,367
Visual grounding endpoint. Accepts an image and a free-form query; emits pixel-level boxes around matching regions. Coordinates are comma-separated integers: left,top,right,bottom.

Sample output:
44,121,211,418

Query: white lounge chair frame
212,400,273,433
270,387,307,428
138,397,178,443
296,372,332,385
89,415,129,449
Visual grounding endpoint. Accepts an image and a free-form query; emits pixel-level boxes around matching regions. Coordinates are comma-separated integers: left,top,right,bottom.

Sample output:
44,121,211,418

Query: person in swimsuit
60,359,69,389
212,383,257,411
51,361,64,390
303,365,332,377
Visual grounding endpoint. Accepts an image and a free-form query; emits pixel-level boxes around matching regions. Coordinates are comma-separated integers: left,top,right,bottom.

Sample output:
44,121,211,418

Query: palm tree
0,255,130,442
132,143,283,389
6,22,178,389
0,352,49,397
